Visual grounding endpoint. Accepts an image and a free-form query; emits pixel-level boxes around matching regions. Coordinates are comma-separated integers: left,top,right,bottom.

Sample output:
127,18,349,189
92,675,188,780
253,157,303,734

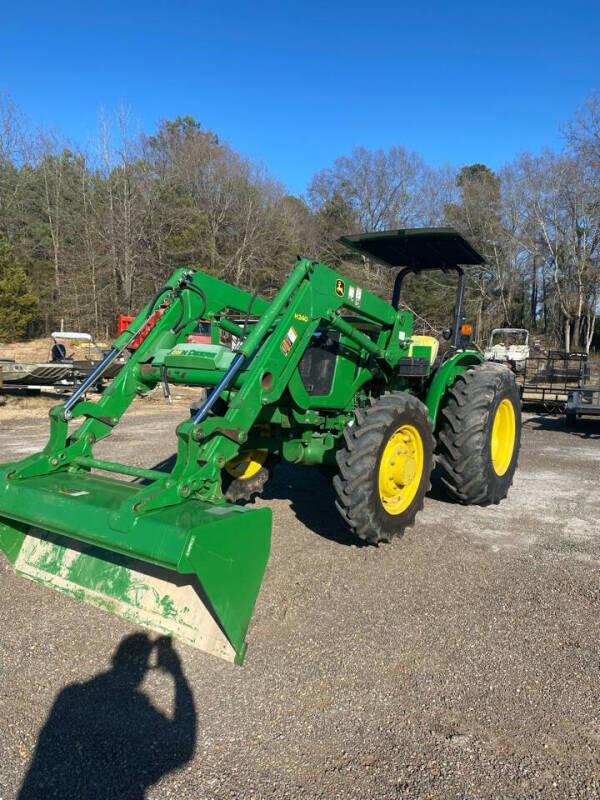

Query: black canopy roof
339,228,484,269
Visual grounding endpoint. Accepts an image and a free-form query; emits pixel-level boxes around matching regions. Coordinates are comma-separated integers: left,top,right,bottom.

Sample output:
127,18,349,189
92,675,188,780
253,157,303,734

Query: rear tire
437,363,521,505
334,392,434,544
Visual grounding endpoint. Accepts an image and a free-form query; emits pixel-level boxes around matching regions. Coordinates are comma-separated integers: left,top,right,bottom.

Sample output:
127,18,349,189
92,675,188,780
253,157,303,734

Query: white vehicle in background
484,328,530,373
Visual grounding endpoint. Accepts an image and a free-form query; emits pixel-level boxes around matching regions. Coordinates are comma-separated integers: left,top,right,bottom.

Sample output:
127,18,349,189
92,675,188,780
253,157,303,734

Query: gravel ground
0,401,599,799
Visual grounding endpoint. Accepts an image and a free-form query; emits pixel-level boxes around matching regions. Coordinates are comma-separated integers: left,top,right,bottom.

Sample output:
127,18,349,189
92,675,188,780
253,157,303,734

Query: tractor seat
408,335,439,366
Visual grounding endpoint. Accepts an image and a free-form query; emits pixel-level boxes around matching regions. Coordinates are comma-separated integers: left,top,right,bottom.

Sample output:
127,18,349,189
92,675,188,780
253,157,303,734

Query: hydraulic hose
172,283,207,336
238,283,278,346
192,353,246,424
63,273,193,420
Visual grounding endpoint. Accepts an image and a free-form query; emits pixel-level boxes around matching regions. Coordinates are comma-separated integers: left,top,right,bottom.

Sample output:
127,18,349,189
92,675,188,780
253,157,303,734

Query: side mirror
442,328,452,341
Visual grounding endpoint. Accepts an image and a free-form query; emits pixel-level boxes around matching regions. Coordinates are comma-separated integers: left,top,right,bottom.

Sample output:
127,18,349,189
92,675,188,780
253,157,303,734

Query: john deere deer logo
335,279,345,297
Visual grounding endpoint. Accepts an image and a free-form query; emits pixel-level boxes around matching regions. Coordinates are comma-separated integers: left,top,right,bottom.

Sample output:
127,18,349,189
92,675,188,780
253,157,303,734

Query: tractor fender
425,350,483,430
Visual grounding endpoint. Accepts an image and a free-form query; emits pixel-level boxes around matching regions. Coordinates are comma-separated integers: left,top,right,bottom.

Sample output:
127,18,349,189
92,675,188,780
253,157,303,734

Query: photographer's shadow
19,633,196,800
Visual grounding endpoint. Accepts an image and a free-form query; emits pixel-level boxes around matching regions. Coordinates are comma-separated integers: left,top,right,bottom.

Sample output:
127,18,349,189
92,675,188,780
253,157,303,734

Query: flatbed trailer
566,384,600,425
518,351,589,412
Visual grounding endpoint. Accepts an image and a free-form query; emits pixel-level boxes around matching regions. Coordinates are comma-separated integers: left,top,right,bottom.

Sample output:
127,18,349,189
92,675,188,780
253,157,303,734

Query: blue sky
1,0,598,193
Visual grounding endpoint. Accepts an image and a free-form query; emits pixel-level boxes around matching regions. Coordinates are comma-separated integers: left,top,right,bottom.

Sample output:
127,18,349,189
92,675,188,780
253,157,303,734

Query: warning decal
280,326,298,356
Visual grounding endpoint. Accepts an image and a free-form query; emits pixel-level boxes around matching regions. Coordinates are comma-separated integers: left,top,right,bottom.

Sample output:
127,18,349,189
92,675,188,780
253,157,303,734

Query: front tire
222,450,274,502
334,392,434,544
437,363,521,505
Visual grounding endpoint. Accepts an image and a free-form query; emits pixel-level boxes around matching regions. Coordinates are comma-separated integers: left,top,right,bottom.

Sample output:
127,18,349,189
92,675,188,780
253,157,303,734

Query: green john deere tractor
0,228,520,663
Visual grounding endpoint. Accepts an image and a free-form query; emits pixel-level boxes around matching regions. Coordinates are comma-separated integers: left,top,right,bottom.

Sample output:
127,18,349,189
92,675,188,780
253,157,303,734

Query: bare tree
0,91,34,242
565,91,600,173
509,151,599,352
308,145,428,232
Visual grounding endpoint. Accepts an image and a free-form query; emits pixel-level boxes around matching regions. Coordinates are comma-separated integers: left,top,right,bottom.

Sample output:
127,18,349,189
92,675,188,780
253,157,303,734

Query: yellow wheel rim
378,424,424,515
491,398,516,476
224,450,267,479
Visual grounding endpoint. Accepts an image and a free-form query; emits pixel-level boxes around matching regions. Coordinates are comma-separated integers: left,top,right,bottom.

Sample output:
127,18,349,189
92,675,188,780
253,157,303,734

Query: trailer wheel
222,450,273,503
437,363,521,505
334,392,434,544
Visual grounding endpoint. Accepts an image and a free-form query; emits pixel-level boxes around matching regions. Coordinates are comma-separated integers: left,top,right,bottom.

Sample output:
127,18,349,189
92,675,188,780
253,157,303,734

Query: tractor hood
339,228,485,269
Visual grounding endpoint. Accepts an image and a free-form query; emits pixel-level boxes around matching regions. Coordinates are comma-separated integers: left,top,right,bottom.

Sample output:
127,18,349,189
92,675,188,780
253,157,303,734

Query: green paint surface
0,245,483,663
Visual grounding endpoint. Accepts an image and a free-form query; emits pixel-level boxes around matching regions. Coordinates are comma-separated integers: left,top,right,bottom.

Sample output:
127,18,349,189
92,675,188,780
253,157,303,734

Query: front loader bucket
0,470,271,665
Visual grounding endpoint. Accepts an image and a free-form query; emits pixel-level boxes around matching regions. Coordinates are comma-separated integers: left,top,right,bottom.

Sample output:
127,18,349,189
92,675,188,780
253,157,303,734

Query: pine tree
0,235,38,340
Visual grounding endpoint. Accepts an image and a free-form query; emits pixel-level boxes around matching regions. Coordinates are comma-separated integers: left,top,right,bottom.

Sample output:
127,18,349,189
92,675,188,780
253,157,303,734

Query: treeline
0,92,599,351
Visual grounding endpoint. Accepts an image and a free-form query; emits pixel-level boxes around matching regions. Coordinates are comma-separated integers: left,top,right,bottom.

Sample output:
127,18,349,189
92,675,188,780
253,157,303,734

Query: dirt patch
0,408,599,798
0,380,202,422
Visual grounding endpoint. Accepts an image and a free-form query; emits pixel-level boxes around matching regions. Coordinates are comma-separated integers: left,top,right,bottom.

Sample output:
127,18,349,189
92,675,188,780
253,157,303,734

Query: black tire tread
437,363,521,506
334,392,434,544
222,459,274,503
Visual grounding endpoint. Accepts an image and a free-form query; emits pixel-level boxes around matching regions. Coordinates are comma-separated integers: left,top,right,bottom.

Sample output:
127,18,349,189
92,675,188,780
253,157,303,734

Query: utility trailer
566,383,600,425
518,350,589,412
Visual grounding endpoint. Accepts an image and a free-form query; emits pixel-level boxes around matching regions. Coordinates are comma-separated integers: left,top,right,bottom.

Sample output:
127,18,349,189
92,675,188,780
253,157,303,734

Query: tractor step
0,471,271,663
